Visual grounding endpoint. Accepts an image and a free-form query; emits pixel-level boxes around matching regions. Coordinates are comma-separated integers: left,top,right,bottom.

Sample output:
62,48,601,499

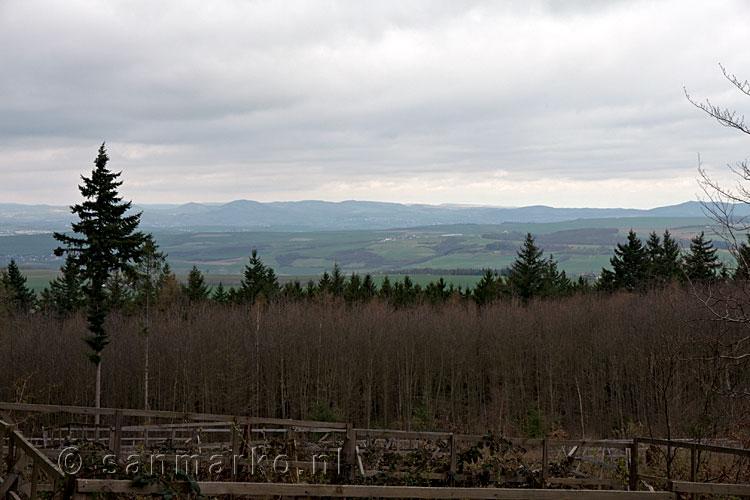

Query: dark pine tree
473,269,502,306
684,231,721,281
599,230,649,291
378,275,393,300
506,233,547,300
182,265,210,302
344,273,363,302
541,256,571,297
212,282,229,304
645,230,683,283
424,277,451,305
362,274,377,300
53,143,146,417
330,263,345,297
645,231,663,282
658,230,683,281
40,254,84,315
240,249,279,303
282,280,305,300
317,271,332,295
1,259,36,312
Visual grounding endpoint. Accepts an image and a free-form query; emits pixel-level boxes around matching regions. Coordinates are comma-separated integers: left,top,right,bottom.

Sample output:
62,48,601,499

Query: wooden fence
1,402,749,499
0,418,73,499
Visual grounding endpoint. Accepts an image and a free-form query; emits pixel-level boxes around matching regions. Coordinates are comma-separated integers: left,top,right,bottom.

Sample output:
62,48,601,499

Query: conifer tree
330,263,345,297
53,144,146,418
423,277,450,304
599,230,649,291
506,233,554,299
317,271,332,294
392,275,419,306
684,231,721,281
182,265,210,302
344,273,363,302
240,249,279,303
658,230,683,281
733,235,750,280
40,254,84,315
362,274,377,300
379,275,393,299
541,256,571,297
1,259,36,312
645,231,663,281
305,280,317,298
473,269,501,306
212,282,229,304
282,280,305,300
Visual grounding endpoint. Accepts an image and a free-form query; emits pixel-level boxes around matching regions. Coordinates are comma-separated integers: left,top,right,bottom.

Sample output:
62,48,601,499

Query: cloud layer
2,0,749,207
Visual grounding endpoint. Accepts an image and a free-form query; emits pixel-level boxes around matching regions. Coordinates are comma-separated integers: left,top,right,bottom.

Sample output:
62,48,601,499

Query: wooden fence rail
74,479,678,499
670,480,750,496
0,402,348,429
4,402,750,498
1,419,73,500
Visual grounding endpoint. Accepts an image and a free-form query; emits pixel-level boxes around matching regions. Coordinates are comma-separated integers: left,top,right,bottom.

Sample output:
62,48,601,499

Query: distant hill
0,199,740,233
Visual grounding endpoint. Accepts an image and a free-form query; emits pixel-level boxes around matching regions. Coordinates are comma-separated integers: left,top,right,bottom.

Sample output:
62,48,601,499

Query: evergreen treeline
0,228,734,314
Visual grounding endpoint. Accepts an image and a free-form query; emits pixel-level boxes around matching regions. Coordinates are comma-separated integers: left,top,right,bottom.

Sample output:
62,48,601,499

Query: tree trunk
95,359,102,442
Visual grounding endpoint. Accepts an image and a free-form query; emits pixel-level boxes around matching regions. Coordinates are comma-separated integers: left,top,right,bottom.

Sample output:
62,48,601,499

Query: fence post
542,438,549,488
62,472,76,500
629,438,639,491
231,423,241,482
690,443,697,483
449,433,457,486
29,458,39,500
344,424,356,481
113,410,123,462
5,431,16,474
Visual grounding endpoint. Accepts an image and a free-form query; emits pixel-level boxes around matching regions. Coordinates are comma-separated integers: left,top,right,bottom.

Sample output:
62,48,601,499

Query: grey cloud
1,0,749,207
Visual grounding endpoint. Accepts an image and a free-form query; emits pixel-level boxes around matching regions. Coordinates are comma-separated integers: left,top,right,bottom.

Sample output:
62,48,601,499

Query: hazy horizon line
0,198,703,211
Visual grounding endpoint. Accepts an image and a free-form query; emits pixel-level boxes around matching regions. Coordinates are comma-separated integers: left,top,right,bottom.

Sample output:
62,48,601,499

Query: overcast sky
1,1,749,208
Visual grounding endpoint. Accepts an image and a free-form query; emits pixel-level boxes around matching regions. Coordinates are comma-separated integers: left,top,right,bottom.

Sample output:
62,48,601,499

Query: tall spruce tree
330,263,345,297
645,231,663,282
506,233,568,299
541,256,571,297
506,233,545,299
53,143,146,417
1,259,36,312
240,249,279,303
684,231,721,281
473,269,502,306
658,230,683,281
182,265,210,302
599,230,649,291
644,231,682,284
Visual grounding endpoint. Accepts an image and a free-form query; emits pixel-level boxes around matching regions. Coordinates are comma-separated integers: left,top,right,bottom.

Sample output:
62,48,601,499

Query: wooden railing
1,418,72,500
73,480,678,499
2,402,750,498
634,436,750,487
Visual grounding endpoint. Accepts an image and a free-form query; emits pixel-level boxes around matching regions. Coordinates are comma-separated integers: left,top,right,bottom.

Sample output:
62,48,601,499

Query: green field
0,216,731,291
